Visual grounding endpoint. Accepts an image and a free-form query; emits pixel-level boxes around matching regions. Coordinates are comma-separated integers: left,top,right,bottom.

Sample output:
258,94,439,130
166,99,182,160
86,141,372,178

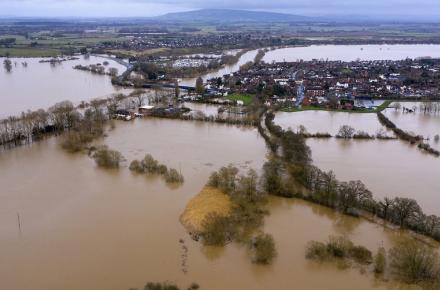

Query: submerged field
0,117,432,290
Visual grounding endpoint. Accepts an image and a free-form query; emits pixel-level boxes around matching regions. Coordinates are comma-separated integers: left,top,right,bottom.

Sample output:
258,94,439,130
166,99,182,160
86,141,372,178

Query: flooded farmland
383,102,440,151
263,44,440,62
0,118,425,290
2,44,440,290
274,110,389,136
0,55,129,118
274,110,440,215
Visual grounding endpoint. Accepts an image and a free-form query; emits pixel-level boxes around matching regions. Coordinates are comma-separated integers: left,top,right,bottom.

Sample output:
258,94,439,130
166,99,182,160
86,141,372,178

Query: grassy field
281,100,393,114
108,47,170,57
180,186,231,233
0,47,61,57
226,94,254,106
0,33,126,57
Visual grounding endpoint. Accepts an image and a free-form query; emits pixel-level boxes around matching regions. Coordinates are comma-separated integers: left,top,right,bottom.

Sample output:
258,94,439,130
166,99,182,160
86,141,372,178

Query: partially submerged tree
250,233,277,264
92,146,123,168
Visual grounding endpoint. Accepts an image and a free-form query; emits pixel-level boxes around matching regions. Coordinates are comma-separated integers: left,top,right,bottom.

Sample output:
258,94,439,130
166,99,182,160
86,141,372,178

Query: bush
129,160,144,173
306,235,374,267
201,213,232,246
250,233,276,264
389,241,440,283
158,164,168,175
144,282,180,290
374,247,386,274
142,154,159,173
165,168,184,184
306,241,329,261
348,245,372,264
92,146,123,168
186,283,199,290
129,155,184,185
326,236,353,258
61,130,96,152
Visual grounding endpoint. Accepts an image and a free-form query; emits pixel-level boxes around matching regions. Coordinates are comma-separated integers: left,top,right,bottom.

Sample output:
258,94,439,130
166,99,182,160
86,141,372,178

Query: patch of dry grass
180,186,232,233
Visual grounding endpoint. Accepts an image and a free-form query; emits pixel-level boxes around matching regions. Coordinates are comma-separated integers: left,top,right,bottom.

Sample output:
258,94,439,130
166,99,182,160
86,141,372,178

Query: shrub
142,154,159,173
326,235,353,258
92,146,123,168
389,241,440,283
158,164,168,175
165,168,184,184
374,247,386,274
144,282,180,290
305,241,329,261
348,245,372,264
129,160,144,173
201,213,233,246
353,131,374,139
61,130,96,152
186,283,199,290
250,233,277,264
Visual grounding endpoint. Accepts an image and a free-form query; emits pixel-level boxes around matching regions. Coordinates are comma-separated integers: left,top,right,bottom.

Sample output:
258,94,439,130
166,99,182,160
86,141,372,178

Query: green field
0,33,127,57
0,47,61,57
226,94,254,106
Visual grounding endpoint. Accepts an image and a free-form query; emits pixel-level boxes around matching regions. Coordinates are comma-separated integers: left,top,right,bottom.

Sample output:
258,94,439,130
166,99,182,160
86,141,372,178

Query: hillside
154,9,310,23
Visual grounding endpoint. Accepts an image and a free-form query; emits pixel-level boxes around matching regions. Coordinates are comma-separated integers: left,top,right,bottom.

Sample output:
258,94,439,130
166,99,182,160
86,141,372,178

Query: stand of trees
306,236,440,287
198,166,276,264
129,154,184,184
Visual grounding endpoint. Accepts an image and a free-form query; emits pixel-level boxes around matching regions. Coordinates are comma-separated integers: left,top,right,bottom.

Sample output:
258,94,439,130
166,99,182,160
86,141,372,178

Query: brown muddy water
274,111,440,215
383,102,440,151
262,44,440,62
0,56,129,118
0,118,423,290
274,110,390,136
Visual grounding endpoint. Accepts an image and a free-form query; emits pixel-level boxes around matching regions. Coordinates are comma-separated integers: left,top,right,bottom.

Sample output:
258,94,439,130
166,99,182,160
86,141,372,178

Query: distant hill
154,9,311,23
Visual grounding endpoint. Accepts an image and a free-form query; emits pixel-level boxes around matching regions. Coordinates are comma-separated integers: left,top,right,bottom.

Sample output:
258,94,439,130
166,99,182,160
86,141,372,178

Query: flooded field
0,118,422,290
274,110,440,215
263,44,440,62
180,49,260,87
2,44,440,290
0,55,129,118
383,102,440,151
274,110,389,136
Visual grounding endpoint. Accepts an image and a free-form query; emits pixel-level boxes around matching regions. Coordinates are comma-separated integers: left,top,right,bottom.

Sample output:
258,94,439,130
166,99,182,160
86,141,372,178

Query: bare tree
390,197,422,227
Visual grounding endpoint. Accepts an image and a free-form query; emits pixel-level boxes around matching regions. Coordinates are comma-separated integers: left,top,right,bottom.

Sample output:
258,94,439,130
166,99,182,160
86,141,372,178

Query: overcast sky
1,0,440,19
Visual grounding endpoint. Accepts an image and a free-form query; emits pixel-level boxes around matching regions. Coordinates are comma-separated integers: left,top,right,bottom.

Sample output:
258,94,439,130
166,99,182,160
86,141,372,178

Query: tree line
377,111,440,156
260,111,440,243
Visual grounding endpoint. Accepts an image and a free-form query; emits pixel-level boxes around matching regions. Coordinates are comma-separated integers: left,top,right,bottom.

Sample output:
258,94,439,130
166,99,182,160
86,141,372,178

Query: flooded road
0,119,420,290
0,55,129,118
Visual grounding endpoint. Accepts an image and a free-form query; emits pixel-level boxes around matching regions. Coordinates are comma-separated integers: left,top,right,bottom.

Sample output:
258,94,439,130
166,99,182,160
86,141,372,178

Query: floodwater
275,110,389,136
0,55,129,118
263,44,440,62
274,111,440,215
0,118,422,290
180,49,260,87
183,102,220,117
383,102,440,151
